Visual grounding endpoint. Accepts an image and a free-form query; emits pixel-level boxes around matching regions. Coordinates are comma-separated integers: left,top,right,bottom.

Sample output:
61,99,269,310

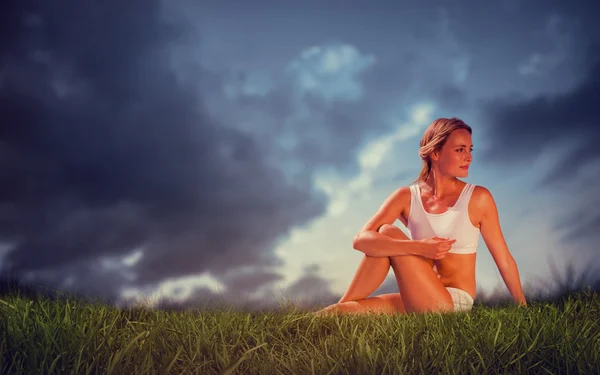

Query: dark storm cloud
218,266,283,296
480,58,600,168
283,264,337,307
479,53,600,247
0,1,326,300
20,255,135,303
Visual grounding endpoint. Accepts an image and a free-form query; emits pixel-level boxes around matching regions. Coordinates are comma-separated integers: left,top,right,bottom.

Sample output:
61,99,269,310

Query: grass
1,263,599,374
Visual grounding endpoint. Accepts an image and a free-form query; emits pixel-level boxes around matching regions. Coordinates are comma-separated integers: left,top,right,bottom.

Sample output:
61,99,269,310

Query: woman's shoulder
393,181,424,204
470,184,496,211
391,185,414,222
395,184,416,199
384,185,412,203
377,185,413,213
391,185,415,212
470,184,491,197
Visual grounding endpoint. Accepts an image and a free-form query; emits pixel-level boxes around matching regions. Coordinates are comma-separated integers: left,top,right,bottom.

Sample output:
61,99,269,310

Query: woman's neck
421,174,461,200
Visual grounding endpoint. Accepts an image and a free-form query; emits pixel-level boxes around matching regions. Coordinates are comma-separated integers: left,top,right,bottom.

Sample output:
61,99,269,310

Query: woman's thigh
389,255,454,313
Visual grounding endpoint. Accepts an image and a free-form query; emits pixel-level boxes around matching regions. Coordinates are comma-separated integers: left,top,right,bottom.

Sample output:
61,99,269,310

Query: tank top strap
456,183,476,210
409,183,417,208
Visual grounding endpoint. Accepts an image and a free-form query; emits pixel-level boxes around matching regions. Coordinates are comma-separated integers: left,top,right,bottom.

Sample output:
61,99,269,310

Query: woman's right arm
352,187,425,257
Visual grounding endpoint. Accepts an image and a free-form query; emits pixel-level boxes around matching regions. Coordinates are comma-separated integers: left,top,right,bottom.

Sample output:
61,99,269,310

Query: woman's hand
418,237,457,259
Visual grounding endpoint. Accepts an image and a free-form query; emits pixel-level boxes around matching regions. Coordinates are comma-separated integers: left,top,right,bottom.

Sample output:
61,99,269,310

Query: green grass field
1,263,599,374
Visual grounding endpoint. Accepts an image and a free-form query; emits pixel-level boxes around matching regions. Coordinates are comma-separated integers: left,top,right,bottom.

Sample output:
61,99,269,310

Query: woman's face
434,129,473,177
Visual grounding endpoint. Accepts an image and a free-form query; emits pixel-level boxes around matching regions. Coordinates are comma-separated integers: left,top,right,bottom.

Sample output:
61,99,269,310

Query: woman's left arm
477,187,527,306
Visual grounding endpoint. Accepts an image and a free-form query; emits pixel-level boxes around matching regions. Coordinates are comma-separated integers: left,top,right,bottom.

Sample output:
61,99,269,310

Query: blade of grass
493,320,502,347
165,347,183,374
106,331,148,374
220,342,267,375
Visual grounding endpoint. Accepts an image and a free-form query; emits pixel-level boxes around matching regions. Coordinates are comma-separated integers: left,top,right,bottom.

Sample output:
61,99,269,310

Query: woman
317,117,527,315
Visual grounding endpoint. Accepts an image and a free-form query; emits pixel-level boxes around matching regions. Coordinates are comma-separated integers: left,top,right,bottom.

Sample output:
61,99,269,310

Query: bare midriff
435,254,477,300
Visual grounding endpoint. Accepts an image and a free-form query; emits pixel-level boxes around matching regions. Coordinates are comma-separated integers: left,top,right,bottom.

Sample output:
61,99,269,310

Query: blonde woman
317,117,527,315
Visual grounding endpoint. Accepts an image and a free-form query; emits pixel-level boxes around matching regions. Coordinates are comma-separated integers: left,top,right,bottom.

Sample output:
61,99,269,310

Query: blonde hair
412,117,472,184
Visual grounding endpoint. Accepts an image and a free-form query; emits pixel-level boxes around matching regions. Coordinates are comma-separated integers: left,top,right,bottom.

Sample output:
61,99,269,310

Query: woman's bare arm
478,186,527,306
353,187,425,257
353,230,425,257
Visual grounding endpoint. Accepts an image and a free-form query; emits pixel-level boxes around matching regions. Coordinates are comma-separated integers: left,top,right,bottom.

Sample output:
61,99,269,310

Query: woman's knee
378,224,407,239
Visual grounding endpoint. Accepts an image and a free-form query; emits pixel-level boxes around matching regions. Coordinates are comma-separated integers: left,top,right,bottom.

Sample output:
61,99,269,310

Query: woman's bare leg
338,224,409,302
389,255,454,313
337,255,390,303
316,225,455,315
315,224,409,315
315,293,405,316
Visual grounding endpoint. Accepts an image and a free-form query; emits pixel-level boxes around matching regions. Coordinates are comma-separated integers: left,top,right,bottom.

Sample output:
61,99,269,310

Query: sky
1,0,599,311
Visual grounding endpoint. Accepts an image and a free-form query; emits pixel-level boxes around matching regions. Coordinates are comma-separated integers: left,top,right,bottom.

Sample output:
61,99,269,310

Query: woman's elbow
352,233,362,250
353,231,368,251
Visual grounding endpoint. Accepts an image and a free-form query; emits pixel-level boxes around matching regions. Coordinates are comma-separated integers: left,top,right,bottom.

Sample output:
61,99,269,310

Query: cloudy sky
2,0,599,310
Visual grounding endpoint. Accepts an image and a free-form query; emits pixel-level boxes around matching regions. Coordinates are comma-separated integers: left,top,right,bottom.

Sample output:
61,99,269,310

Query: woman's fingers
424,237,457,259
436,239,456,258
433,237,456,242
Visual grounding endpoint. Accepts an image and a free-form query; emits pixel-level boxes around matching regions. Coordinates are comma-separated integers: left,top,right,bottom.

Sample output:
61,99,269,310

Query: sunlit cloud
119,272,224,308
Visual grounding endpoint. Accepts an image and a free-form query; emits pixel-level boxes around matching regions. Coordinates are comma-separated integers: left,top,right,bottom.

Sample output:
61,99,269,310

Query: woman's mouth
460,166,469,170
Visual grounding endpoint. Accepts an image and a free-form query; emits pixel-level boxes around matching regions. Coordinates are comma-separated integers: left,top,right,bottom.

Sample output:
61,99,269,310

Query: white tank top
407,182,479,254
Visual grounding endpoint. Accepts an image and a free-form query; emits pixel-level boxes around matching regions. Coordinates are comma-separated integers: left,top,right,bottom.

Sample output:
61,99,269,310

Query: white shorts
446,287,474,312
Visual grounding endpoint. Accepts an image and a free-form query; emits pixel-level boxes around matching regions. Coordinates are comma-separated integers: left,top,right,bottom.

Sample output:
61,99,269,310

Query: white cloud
358,138,395,170
119,272,225,308
287,43,376,102
122,248,144,267
99,248,144,272
361,103,434,169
